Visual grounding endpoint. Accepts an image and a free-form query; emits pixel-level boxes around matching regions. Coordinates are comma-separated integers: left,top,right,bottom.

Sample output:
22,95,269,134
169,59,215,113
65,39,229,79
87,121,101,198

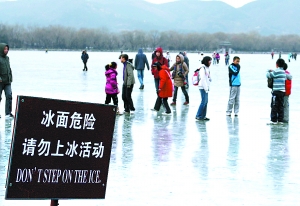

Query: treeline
1,24,300,52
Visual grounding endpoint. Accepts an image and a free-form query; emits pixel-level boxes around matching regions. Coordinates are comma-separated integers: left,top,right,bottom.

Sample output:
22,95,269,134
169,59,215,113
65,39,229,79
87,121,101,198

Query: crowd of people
0,43,293,124
272,51,297,62
101,47,293,124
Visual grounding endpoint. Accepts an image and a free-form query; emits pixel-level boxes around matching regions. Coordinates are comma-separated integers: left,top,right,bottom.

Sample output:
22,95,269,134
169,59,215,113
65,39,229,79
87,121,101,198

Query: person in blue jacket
226,56,241,116
134,48,150,89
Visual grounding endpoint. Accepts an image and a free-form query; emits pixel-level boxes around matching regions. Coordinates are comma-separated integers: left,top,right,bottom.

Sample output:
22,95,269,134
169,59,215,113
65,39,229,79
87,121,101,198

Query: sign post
50,199,59,206
5,96,116,200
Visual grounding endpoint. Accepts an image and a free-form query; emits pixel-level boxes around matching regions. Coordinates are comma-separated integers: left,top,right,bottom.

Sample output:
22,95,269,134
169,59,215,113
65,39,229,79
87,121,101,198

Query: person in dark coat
134,48,150,89
81,50,89,71
0,43,14,118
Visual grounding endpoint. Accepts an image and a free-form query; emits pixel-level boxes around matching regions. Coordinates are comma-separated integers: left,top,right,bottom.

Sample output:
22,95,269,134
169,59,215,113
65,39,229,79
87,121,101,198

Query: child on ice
105,62,120,114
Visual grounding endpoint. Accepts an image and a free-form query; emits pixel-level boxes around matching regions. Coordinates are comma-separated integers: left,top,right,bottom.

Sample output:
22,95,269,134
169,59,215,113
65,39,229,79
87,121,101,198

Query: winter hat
155,47,163,54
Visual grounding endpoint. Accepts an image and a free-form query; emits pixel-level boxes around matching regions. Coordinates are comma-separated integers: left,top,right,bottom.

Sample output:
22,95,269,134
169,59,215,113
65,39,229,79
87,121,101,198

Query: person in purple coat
216,53,220,64
105,62,120,114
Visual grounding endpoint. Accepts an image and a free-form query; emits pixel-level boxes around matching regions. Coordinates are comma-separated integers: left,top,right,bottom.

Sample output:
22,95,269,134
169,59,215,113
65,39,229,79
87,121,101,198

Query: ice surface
0,51,299,205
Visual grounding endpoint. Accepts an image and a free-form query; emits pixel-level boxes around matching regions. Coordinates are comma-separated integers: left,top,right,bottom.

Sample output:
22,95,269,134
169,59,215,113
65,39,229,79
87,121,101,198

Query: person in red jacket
151,47,169,92
283,63,292,123
152,62,172,115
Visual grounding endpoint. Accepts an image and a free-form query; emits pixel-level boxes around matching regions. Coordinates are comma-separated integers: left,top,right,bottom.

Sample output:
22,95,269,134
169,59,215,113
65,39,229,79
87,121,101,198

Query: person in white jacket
196,56,212,121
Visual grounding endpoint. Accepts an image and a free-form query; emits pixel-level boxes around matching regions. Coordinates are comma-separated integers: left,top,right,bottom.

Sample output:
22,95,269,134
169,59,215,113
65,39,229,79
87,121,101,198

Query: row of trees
1,24,300,52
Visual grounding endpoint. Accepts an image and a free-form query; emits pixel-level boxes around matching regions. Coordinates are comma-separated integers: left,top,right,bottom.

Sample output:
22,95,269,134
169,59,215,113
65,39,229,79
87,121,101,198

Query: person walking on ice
170,54,189,106
81,50,89,71
120,54,135,114
152,62,173,115
0,43,14,118
134,48,150,90
226,56,241,116
195,56,212,121
104,62,120,114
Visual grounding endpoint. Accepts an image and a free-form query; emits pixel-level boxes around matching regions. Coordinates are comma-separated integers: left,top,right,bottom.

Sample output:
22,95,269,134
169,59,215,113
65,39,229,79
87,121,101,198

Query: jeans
225,59,229,65
122,85,135,112
196,89,208,119
154,97,171,113
173,86,189,103
213,58,216,65
154,78,159,92
270,91,285,122
137,70,144,87
0,83,12,115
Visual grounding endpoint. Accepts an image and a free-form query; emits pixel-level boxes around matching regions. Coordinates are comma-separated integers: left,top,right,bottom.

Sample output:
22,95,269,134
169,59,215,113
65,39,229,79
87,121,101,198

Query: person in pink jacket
105,62,120,113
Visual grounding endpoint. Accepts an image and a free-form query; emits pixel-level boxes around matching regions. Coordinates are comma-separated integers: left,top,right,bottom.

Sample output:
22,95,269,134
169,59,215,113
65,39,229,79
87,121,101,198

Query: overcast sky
145,0,256,8
0,0,256,8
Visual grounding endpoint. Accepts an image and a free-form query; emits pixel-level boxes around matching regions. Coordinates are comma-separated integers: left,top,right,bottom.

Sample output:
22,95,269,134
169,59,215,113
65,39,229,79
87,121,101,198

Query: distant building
219,41,232,54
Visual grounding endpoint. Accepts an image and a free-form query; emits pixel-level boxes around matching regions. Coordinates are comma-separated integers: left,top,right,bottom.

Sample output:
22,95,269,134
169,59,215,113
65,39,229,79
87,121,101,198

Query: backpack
267,78,273,89
192,66,205,86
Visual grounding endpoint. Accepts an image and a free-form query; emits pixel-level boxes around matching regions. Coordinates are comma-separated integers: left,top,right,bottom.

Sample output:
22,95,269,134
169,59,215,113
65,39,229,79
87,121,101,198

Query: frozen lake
0,50,300,205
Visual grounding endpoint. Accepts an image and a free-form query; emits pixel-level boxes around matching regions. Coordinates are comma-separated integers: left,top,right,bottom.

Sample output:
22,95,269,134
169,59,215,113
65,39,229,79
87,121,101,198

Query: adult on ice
288,53,292,62
0,43,14,118
225,51,230,66
215,53,220,64
195,56,212,121
120,54,135,114
212,52,217,65
134,48,150,90
170,54,189,106
81,50,89,71
180,51,190,88
151,47,169,92
165,51,172,67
